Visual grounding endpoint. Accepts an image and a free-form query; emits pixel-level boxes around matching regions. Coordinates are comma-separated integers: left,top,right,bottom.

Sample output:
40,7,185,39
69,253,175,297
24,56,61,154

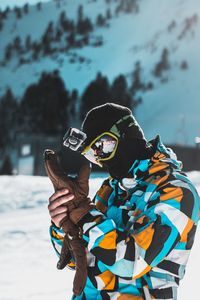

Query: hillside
0,0,200,145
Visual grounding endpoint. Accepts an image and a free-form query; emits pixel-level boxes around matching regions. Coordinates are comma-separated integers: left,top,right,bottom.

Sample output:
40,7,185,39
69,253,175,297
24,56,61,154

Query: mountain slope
0,0,200,145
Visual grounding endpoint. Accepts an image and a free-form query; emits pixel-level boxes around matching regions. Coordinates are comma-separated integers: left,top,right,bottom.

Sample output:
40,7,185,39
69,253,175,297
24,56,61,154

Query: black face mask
103,136,157,179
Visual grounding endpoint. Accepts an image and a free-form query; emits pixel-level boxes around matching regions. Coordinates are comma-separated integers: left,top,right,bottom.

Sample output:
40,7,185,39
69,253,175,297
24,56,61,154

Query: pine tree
46,21,54,38
125,0,139,13
14,7,22,19
59,11,72,31
84,18,93,33
180,60,188,70
19,71,70,135
153,48,170,78
32,41,41,60
36,2,42,11
96,14,106,27
77,6,83,34
42,31,51,55
25,35,32,51
131,61,144,92
2,7,9,19
106,8,112,20
4,44,12,61
23,3,29,14
0,89,18,148
55,28,62,42
69,89,78,116
0,155,13,175
80,72,111,119
54,0,61,8
67,29,75,48
160,48,170,70
0,19,3,31
77,5,84,24
13,36,22,53
111,74,132,108
5,6,10,15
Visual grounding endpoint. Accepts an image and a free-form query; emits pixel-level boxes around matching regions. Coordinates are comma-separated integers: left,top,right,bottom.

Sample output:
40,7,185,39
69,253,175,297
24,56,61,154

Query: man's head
80,103,146,169
63,103,155,178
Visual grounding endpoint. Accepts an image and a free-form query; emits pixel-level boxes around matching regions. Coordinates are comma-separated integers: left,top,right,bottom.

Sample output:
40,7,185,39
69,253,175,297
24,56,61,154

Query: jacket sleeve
78,182,199,279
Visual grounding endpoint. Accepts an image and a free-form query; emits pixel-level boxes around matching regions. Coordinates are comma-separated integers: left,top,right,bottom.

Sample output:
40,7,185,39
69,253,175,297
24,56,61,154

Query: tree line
2,0,140,66
0,69,145,152
3,5,96,65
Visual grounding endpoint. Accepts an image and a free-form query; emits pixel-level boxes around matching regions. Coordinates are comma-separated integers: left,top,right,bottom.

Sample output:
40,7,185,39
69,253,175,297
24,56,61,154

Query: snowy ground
0,172,199,300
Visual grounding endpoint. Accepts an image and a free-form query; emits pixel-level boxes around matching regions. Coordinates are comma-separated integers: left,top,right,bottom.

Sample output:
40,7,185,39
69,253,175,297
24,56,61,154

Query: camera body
63,127,87,152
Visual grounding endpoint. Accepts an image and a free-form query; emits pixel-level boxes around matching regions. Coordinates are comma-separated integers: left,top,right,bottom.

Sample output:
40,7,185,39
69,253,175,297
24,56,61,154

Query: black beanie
81,103,145,145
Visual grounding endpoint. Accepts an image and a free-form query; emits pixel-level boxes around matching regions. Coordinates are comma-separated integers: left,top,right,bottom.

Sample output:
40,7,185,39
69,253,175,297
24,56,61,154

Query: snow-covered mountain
0,0,200,145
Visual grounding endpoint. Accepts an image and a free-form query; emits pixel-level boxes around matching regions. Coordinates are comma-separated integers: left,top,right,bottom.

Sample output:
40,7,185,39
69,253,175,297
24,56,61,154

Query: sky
0,0,50,10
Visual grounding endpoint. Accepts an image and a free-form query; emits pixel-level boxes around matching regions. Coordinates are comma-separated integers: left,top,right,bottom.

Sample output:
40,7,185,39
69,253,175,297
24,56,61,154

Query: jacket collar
127,135,183,182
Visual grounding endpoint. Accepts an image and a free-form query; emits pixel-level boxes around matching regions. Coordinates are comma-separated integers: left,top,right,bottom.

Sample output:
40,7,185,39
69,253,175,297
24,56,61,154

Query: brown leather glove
44,149,90,296
44,149,95,226
56,219,87,296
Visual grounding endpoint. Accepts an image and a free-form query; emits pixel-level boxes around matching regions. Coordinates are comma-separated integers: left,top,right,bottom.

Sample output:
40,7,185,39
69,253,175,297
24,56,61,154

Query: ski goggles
63,127,118,166
63,115,136,166
81,132,118,166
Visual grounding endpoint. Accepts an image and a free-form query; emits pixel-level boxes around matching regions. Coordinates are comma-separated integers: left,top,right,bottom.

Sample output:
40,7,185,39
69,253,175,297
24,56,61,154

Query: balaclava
81,103,156,179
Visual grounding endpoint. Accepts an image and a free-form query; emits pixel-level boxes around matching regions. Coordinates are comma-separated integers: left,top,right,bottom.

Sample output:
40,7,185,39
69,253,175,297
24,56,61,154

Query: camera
63,127,87,152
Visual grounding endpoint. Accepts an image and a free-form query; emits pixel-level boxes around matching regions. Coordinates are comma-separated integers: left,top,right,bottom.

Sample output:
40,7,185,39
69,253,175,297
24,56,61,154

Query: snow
0,172,199,300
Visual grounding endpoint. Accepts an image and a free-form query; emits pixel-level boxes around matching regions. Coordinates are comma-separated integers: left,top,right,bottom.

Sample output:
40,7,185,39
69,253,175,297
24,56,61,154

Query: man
48,103,199,299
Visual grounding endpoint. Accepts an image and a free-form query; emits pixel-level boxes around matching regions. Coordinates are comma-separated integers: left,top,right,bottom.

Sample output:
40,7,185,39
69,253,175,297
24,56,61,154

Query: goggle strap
110,115,135,137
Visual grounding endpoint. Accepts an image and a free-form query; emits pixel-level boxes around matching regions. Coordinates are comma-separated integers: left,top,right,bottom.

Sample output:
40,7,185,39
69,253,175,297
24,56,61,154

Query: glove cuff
60,217,80,236
69,199,95,224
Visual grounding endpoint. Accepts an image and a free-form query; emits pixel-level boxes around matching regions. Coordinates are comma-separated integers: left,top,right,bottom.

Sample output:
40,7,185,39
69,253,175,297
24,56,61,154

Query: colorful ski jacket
50,135,200,300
